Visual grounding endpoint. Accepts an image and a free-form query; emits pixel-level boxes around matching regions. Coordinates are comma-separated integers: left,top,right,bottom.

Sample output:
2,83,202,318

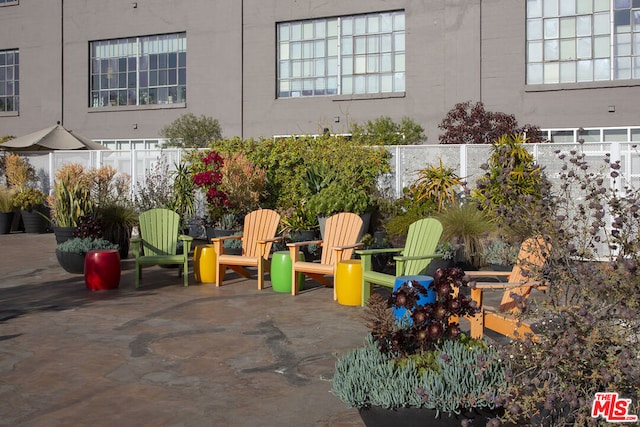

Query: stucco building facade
1,0,639,144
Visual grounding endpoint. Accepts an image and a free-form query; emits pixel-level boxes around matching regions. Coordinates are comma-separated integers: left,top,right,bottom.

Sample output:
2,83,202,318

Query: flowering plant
191,150,230,226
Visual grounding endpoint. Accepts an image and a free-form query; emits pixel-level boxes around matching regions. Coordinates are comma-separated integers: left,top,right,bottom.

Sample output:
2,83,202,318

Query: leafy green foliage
208,135,391,219
408,159,463,213
307,181,371,216
473,134,552,240
167,161,196,222
160,113,222,148
12,187,46,211
438,101,546,145
349,116,426,145
279,201,317,232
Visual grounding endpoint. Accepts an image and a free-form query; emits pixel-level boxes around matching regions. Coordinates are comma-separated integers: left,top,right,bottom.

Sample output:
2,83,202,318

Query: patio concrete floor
0,232,498,427
0,232,373,427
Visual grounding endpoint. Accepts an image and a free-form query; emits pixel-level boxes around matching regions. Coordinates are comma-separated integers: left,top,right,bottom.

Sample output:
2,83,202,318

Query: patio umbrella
0,124,107,151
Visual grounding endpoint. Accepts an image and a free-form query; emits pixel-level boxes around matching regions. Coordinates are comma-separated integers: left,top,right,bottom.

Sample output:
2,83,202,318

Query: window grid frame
277,10,405,98
89,33,186,108
527,0,640,84
0,49,19,113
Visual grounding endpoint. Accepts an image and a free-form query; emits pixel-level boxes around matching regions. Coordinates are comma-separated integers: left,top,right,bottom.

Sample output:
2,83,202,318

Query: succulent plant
57,237,119,255
332,268,508,418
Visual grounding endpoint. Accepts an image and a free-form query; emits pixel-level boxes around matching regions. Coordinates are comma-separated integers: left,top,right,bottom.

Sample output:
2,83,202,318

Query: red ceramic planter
84,249,121,291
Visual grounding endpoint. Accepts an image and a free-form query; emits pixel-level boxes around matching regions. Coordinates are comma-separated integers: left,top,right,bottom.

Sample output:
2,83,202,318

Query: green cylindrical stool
194,244,217,283
336,259,363,306
270,251,304,292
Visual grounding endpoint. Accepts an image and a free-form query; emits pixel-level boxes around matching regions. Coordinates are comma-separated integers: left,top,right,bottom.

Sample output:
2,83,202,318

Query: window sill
0,111,19,117
332,92,406,101
525,79,640,92
88,103,186,112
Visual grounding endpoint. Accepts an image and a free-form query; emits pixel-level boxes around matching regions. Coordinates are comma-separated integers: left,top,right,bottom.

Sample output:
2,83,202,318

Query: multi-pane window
527,0,640,84
90,33,186,108
0,0,18,5
0,49,19,112
277,11,405,98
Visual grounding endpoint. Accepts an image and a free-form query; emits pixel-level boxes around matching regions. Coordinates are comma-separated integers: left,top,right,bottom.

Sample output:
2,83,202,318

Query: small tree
438,101,545,145
349,116,426,145
160,113,222,148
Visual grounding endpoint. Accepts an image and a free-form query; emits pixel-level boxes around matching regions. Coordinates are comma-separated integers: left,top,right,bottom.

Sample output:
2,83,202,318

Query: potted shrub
48,163,94,243
13,187,49,233
436,201,495,269
56,237,119,274
167,161,196,232
96,202,137,259
88,166,135,259
0,185,15,234
279,201,318,241
332,268,508,426
4,153,49,233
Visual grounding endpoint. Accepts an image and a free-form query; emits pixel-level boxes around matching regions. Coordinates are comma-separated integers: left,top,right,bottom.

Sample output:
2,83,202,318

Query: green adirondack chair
131,208,194,288
356,218,443,306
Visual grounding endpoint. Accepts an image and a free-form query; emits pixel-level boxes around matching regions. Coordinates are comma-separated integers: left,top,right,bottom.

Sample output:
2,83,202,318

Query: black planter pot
53,226,78,244
205,227,234,242
288,230,316,241
358,406,505,427
20,208,49,234
0,211,14,234
55,249,86,274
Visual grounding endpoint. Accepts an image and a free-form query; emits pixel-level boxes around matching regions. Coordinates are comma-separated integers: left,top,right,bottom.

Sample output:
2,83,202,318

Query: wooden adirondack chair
211,209,282,290
287,212,363,297
355,217,444,306
131,208,194,288
466,236,550,340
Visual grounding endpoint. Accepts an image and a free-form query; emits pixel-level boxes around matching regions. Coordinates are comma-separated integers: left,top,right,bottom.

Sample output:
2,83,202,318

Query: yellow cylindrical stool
194,244,217,283
335,259,363,306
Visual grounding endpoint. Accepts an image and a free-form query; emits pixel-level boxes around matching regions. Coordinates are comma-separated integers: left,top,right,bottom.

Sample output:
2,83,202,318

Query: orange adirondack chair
287,212,363,297
212,209,282,290
466,236,550,340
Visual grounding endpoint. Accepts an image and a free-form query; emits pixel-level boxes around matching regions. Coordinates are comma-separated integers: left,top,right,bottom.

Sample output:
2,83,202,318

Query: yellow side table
335,259,363,306
194,244,217,283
